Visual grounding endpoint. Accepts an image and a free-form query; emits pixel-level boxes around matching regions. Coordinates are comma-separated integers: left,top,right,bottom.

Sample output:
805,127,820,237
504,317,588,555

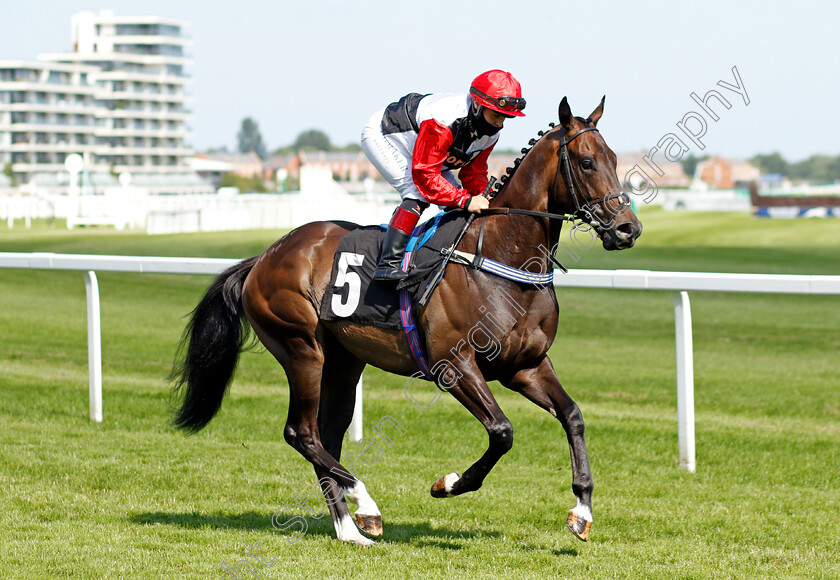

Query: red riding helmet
469,70,526,117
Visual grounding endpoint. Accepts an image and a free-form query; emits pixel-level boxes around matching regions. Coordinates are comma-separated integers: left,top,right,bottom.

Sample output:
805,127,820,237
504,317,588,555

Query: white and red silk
411,119,495,209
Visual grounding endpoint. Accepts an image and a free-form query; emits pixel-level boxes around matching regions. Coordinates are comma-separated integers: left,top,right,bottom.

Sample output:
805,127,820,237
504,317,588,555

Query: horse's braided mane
492,116,591,195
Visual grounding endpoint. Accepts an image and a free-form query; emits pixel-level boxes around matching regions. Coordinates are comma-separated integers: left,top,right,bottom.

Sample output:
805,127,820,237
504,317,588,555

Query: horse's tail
170,256,258,433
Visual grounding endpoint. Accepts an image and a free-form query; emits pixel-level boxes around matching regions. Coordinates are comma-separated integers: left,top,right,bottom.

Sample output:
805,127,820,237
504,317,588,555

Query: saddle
319,211,468,331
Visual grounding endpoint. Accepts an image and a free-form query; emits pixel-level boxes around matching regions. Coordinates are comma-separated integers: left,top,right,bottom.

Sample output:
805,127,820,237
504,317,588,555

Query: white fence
2,252,839,471
0,167,400,233
0,191,398,234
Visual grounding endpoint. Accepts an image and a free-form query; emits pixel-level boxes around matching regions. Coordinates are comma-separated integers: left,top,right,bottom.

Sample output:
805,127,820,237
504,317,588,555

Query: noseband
553,126,629,227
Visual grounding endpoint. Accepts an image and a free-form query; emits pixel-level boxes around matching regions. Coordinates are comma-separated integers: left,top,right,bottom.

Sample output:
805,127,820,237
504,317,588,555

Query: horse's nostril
616,222,635,237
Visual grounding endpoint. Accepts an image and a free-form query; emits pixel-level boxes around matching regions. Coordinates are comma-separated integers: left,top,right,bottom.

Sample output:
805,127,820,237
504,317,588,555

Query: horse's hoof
430,472,460,498
566,509,592,542
354,513,383,537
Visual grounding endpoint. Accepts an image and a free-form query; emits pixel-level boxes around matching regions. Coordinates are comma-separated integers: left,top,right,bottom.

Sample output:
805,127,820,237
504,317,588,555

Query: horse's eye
581,159,594,170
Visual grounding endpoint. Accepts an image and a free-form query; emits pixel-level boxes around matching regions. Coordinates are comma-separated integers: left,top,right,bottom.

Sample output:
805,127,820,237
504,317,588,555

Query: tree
2,162,16,187
219,172,268,193
336,143,362,153
269,130,359,155
747,152,840,183
750,152,789,176
789,155,840,183
681,154,708,179
292,129,332,151
237,117,267,159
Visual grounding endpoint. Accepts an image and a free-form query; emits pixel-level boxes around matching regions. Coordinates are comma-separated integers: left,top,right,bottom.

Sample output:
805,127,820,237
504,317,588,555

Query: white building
0,61,100,182
42,10,194,176
0,10,210,194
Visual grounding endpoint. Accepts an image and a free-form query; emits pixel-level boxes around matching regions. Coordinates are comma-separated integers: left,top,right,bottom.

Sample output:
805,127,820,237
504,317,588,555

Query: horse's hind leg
316,335,382,537
249,320,375,545
502,355,593,541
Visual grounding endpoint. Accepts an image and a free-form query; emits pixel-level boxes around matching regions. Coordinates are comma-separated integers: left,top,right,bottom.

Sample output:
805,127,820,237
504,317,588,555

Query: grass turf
0,207,838,579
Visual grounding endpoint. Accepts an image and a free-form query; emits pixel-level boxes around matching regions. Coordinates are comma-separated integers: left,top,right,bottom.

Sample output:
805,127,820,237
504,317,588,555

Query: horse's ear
589,95,606,126
558,97,572,127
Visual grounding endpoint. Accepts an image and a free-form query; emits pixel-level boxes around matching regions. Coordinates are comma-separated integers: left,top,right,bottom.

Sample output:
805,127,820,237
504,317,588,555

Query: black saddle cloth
319,211,470,330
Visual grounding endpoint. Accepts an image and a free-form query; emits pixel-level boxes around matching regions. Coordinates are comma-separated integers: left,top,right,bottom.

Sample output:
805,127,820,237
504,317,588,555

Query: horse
171,97,643,546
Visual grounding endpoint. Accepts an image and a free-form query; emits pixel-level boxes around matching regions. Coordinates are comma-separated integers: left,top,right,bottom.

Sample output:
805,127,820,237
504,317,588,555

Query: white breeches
360,110,458,203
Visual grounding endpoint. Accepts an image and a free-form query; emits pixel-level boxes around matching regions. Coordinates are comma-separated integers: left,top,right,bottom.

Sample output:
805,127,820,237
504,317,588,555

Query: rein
480,207,576,222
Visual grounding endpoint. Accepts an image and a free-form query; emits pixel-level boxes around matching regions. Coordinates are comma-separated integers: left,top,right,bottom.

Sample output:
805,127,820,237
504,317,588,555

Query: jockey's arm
411,120,472,209
457,143,495,196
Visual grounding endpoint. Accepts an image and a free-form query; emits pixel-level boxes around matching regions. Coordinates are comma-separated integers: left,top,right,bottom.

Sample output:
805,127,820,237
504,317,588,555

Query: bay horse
171,97,642,546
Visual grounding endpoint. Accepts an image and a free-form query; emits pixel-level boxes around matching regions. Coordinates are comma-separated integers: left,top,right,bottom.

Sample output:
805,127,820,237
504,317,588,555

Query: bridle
552,125,629,227
469,124,631,275
420,122,636,305
482,124,629,228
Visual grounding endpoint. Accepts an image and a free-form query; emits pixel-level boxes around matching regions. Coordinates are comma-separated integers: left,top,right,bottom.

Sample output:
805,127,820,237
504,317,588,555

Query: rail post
348,377,363,442
673,291,695,472
83,271,103,422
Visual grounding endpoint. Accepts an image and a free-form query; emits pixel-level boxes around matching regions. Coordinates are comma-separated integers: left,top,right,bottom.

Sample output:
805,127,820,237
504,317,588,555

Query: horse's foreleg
502,356,593,541
430,366,513,498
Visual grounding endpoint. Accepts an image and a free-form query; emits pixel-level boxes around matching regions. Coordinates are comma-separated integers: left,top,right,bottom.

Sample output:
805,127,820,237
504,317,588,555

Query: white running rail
552,269,840,472
2,253,839,471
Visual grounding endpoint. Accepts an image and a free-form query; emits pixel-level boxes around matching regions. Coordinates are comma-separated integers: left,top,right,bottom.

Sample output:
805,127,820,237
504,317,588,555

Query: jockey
361,69,526,283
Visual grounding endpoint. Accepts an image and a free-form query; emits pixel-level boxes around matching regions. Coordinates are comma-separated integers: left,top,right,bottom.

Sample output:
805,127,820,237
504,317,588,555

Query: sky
2,0,838,162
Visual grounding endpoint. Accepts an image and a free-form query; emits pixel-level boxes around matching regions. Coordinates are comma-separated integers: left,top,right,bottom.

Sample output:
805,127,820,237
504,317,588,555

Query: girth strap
443,248,556,286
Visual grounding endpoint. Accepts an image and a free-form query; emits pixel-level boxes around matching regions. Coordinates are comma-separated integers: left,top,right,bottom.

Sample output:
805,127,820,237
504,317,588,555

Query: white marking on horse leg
333,511,374,546
442,472,460,494
344,480,380,516
570,499,592,523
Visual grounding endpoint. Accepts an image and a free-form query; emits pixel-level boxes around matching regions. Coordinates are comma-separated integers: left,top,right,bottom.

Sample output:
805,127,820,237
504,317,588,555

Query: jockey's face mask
469,103,503,137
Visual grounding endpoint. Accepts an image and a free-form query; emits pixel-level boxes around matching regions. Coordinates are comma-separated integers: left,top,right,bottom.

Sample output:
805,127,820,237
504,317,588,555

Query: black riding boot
373,226,411,284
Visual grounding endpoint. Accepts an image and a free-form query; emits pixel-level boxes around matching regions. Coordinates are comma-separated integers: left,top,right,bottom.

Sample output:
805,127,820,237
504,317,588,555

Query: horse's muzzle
602,219,642,250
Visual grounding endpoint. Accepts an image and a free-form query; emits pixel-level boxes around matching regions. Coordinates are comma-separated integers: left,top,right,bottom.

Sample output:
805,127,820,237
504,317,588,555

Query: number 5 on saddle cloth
319,211,456,330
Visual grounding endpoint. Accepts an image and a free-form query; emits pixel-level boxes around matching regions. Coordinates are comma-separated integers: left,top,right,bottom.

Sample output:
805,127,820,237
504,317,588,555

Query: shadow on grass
376,520,502,548
130,511,502,547
518,541,580,557
130,511,272,531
